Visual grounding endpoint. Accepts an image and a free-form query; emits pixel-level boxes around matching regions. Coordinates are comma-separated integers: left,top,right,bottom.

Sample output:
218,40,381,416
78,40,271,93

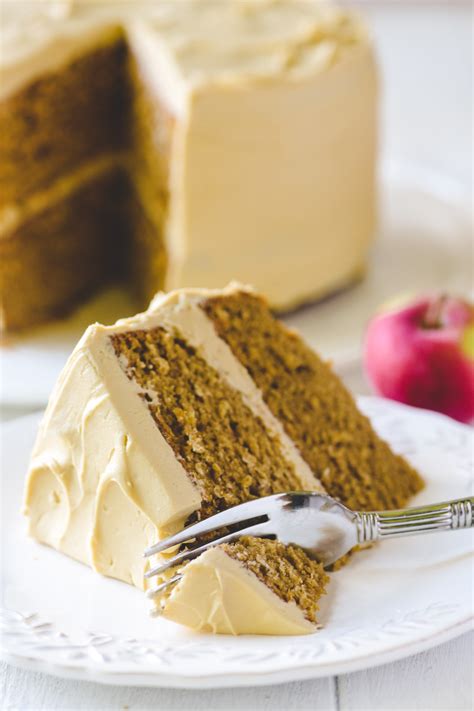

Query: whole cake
24,284,423,635
1,0,377,331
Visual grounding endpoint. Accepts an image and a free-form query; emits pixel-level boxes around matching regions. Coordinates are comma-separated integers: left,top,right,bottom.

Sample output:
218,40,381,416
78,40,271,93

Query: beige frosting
1,1,367,99
24,284,324,632
1,1,376,312
159,547,317,635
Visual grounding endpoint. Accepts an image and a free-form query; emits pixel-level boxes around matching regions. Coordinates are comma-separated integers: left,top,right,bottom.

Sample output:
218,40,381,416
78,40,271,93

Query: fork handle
355,497,474,543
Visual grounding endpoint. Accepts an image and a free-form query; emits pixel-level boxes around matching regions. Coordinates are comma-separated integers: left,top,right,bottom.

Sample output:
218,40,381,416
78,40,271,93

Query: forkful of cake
144,492,474,600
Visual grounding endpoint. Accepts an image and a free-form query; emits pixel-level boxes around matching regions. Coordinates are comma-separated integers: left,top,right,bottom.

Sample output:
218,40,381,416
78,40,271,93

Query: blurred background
348,0,472,185
334,0,473,393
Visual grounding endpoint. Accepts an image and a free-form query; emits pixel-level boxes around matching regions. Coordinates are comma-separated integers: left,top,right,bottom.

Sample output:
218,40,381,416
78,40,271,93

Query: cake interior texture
223,536,329,624
0,33,129,207
1,2,377,331
2,168,130,329
1,31,171,330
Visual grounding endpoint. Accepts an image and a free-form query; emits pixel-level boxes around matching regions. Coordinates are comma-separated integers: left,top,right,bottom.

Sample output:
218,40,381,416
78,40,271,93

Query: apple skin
363,295,474,423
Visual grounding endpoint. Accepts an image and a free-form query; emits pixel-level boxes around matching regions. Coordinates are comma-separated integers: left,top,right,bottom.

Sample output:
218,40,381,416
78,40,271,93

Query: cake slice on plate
24,284,423,634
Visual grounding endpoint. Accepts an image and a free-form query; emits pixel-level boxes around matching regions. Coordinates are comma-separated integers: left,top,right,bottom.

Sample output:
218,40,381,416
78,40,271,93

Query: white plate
1,397,473,688
1,160,472,408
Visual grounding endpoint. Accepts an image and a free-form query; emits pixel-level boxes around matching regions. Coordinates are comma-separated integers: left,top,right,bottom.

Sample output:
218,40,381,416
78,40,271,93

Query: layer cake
24,284,423,635
1,0,377,331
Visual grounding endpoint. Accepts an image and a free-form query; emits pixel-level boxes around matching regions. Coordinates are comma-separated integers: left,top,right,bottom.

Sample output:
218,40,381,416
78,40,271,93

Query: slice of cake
24,284,423,634
159,538,329,635
1,0,377,330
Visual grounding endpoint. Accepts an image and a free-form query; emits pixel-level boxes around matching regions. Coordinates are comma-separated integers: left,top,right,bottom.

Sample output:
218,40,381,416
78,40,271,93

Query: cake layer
0,153,172,331
202,290,425,510
0,153,127,236
142,288,323,495
2,1,370,96
0,164,130,332
0,28,129,208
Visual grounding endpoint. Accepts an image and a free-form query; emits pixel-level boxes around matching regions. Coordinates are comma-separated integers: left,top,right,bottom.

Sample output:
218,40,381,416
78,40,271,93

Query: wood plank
0,662,336,711
337,632,473,711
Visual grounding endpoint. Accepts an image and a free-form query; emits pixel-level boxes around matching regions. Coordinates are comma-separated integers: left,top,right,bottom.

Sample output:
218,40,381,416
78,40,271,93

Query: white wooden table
1,3,472,709
1,631,472,711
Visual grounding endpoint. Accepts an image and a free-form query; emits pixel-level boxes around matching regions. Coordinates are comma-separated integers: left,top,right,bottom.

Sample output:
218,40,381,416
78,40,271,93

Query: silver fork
144,493,474,600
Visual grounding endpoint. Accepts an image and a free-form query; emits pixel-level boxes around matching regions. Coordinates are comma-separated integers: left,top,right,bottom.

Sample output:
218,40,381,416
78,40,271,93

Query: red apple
363,294,474,423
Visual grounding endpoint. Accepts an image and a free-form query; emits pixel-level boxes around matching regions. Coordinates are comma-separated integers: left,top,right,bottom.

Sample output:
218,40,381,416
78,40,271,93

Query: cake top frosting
1,0,368,98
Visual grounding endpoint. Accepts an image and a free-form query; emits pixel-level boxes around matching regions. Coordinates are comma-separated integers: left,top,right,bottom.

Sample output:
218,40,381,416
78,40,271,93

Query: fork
144,493,474,600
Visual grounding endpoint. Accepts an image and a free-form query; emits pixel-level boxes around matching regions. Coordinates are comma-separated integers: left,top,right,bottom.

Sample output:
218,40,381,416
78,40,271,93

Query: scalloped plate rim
1,398,473,688
1,616,472,689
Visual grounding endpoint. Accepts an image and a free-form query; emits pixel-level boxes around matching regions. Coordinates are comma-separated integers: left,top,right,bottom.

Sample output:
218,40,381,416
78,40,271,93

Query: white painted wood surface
1,3,472,710
338,632,473,711
2,633,472,710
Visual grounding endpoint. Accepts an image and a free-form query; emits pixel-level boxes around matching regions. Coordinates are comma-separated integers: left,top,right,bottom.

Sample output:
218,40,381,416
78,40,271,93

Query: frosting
24,284,324,630
165,41,377,309
1,1,368,99
159,547,317,635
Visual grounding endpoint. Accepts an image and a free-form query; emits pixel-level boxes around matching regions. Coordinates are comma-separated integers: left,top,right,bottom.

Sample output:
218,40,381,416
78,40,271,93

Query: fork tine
145,520,272,580
146,573,182,599
144,497,274,558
